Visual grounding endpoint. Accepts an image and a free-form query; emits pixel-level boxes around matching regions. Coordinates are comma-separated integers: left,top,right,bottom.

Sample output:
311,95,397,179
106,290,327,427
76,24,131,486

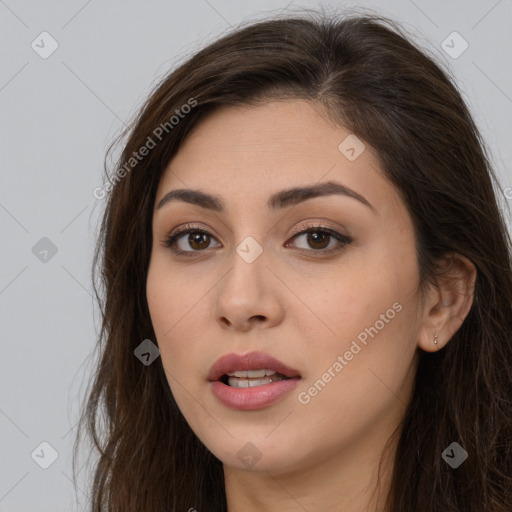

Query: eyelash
161,223,352,257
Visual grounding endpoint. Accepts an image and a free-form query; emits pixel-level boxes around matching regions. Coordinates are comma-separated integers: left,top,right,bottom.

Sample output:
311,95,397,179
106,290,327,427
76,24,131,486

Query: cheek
291,231,420,380
300,252,415,337
146,254,226,391
146,259,203,365
146,259,211,418
292,269,419,446
147,252,209,333
146,261,173,339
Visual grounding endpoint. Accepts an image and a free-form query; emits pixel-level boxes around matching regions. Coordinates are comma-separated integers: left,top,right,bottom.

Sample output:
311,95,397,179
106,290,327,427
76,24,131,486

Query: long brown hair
74,7,512,511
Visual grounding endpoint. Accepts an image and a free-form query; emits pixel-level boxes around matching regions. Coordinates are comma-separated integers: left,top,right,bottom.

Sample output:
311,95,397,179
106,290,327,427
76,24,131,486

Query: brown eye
187,232,211,250
288,226,351,254
305,231,331,250
163,227,221,254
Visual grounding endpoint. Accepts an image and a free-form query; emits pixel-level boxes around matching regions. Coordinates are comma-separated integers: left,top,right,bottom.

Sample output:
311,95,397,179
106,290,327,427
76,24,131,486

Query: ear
418,253,477,352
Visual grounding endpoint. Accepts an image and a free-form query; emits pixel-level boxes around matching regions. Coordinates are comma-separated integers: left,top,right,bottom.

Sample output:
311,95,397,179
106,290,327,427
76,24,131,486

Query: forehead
156,100,399,217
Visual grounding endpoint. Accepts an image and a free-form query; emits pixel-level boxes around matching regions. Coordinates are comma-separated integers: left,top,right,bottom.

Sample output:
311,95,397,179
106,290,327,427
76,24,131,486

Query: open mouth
220,370,292,388
208,353,301,410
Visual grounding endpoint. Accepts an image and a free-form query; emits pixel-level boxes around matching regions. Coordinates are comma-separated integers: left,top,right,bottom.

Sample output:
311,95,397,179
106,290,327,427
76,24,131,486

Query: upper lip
208,351,301,381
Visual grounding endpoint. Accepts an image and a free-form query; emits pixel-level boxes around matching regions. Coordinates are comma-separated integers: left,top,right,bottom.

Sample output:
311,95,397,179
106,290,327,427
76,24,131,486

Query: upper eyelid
165,223,351,251
168,222,346,239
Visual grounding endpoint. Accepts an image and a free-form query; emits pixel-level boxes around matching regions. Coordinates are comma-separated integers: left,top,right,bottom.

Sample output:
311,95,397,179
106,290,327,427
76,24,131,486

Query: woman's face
147,99,425,474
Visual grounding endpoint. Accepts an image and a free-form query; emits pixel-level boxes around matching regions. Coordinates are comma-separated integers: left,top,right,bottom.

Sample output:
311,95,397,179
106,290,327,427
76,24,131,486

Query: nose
214,249,285,332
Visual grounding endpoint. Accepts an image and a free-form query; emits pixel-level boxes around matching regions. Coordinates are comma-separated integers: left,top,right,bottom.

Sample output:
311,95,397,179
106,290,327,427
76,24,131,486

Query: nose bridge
214,231,284,329
222,233,268,299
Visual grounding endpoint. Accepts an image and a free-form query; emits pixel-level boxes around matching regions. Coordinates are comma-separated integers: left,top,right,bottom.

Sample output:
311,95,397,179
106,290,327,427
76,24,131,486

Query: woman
75,9,512,512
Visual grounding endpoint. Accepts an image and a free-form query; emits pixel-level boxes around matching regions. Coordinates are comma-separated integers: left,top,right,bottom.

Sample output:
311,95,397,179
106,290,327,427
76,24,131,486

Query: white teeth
229,376,277,388
228,376,272,388
226,369,277,378
227,373,287,388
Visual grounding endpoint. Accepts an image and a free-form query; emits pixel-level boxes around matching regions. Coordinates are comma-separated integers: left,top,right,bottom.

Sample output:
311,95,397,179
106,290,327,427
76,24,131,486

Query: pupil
309,232,329,249
190,233,209,250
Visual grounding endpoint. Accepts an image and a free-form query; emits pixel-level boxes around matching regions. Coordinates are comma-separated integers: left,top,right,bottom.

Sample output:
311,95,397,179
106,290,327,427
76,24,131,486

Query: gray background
1,0,511,510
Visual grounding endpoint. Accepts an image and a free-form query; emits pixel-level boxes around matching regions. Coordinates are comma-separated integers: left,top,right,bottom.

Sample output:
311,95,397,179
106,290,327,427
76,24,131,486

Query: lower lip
209,378,300,410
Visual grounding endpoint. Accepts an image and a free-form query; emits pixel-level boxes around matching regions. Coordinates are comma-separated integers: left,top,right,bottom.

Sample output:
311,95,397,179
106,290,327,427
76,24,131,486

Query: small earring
434,333,438,345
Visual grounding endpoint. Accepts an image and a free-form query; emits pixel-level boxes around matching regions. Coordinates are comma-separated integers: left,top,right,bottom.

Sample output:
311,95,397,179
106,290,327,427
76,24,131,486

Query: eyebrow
156,180,376,214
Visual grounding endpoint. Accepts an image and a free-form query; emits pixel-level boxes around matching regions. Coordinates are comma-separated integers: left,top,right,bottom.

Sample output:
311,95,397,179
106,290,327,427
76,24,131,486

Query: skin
146,99,476,512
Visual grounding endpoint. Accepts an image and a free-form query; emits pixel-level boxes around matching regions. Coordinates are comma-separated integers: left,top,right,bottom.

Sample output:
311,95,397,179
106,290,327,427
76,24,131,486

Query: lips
207,351,301,382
